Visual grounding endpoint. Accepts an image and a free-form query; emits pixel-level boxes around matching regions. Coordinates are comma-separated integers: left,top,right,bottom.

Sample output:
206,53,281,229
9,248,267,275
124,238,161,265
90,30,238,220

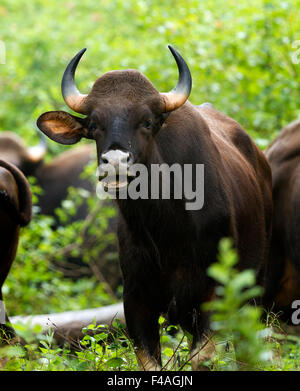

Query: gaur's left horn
61,48,88,114
160,45,192,112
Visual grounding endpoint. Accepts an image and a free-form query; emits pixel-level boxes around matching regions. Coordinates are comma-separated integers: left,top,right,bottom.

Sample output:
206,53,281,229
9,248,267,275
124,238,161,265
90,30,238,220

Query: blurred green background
1,0,300,315
1,0,300,151
0,0,300,372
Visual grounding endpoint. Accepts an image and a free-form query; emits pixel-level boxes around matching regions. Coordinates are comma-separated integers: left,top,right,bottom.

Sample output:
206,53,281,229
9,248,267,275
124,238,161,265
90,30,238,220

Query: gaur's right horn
160,45,192,113
61,48,89,114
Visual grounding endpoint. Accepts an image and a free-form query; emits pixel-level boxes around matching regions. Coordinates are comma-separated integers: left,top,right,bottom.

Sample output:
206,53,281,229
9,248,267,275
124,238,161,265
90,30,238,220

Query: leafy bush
203,239,273,370
1,236,296,372
1,0,300,371
2,0,300,148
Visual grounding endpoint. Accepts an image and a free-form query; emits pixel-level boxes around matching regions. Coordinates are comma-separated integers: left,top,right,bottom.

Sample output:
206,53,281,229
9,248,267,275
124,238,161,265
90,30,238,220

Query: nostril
127,152,134,165
101,155,109,165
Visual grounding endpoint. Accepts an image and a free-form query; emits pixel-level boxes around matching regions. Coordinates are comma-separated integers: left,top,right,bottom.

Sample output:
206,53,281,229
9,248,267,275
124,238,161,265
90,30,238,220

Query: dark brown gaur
0,159,31,341
265,119,300,321
37,45,273,370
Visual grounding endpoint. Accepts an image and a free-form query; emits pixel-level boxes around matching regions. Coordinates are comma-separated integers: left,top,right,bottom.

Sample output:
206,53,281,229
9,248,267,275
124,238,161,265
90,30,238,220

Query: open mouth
100,175,129,192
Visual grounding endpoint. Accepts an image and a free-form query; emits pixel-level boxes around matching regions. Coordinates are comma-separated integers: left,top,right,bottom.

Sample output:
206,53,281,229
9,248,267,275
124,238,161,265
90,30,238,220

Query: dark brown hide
37,50,273,369
0,159,31,340
265,119,300,320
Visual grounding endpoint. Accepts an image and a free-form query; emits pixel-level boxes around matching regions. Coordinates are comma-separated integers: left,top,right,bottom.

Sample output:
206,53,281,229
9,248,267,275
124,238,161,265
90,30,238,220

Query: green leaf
106,357,125,368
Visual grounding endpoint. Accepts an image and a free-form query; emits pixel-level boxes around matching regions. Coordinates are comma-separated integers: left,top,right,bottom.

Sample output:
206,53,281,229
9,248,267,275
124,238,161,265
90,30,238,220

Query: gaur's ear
37,111,87,145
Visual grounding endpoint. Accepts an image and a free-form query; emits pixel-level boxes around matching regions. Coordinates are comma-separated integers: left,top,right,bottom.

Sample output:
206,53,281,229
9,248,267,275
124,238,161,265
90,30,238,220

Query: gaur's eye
144,120,152,129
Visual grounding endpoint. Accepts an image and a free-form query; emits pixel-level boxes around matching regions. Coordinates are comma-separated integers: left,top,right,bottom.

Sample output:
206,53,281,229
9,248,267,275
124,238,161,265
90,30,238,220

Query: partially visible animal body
35,144,95,222
265,119,300,321
37,45,273,370
35,145,120,288
0,159,31,341
0,133,120,289
0,132,94,221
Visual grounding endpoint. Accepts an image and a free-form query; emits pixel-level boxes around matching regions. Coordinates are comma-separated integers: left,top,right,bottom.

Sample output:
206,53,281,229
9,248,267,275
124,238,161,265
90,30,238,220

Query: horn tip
167,45,177,55
77,48,87,58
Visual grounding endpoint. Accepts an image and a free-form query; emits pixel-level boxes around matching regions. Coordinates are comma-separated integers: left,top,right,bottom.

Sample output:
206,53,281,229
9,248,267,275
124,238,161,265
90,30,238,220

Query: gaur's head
0,131,47,176
37,45,192,191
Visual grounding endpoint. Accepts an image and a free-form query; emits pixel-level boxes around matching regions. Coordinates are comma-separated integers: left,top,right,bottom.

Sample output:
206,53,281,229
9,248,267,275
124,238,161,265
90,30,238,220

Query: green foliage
76,320,138,371
204,239,273,370
1,0,300,372
3,163,119,316
1,0,300,149
0,319,139,371
0,316,192,371
1,237,300,371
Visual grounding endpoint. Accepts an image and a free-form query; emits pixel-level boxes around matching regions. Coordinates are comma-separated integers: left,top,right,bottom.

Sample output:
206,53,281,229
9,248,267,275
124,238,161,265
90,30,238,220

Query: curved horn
27,129,48,163
61,48,88,114
160,45,192,113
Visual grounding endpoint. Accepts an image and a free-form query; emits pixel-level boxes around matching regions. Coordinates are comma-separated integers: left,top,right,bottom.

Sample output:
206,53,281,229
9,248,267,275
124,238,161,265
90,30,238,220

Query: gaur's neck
115,108,214,227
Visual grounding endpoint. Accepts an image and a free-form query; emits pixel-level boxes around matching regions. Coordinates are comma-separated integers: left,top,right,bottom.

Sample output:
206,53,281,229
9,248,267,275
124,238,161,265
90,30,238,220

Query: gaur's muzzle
98,149,134,191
